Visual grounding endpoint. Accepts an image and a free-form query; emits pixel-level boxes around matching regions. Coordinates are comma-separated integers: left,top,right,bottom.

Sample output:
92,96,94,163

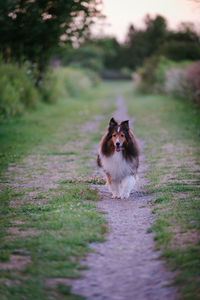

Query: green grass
0,81,115,299
1,79,199,299
0,183,106,279
0,81,115,178
126,89,200,299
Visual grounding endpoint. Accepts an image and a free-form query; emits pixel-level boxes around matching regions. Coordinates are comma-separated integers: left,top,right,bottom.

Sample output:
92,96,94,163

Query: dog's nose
116,142,120,147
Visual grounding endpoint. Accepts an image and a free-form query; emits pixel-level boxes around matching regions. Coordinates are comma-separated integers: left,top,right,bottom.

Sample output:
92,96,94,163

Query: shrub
0,63,40,119
0,76,24,118
0,63,100,120
51,67,99,98
136,56,160,92
187,61,200,105
39,71,58,103
136,56,193,97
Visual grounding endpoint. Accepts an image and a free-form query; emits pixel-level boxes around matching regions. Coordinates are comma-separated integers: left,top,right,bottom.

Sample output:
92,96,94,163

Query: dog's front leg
105,172,111,186
120,175,136,199
110,181,120,198
105,173,120,198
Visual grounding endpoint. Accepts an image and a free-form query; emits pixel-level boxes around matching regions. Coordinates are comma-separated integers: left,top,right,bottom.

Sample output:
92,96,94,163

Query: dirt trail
72,96,176,300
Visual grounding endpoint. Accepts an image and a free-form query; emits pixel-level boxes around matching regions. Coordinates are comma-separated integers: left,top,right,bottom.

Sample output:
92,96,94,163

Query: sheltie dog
97,117,139,199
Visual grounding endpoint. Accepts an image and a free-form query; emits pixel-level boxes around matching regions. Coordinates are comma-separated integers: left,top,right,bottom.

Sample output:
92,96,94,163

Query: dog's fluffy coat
97,118,139,199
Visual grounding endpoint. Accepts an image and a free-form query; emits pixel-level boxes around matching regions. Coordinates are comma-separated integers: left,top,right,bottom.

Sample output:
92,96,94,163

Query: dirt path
72,96,176,300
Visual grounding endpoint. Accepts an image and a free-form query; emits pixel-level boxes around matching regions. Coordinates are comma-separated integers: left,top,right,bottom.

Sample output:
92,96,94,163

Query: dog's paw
112,192,120,199
120,192,130,199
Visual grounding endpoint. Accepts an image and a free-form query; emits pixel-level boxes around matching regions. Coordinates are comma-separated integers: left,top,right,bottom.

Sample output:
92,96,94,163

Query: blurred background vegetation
0,0,200,119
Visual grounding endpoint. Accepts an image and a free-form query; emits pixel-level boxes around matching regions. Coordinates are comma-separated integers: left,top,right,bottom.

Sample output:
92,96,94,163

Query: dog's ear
109,118,118,128
120,120,129,130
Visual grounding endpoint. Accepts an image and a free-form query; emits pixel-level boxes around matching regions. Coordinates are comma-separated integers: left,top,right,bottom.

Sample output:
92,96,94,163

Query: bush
51,67,99,98
187,61,200,105
136,56,192,95
0,63,100,120
0,63,40,119
39,71,59,103
136,56,200,105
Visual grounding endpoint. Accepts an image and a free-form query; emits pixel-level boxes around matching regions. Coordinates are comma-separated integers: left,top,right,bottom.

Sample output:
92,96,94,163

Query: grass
0,82,115,299
1,79,199,299
0,81,115,177
126,89,200,299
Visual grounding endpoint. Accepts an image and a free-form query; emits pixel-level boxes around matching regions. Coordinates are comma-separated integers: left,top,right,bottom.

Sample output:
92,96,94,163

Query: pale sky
94,0,200,41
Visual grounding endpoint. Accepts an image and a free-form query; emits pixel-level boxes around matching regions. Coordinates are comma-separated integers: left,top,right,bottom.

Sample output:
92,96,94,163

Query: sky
94,0,200,41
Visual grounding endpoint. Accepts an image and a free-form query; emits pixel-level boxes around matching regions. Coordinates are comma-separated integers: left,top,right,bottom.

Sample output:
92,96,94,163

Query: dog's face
109,118,129,152
111,130,125,152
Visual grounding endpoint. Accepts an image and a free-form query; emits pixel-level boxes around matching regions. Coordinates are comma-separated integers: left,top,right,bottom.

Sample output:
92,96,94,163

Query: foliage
61,15,200,76
0,71,108,174
83,15,200,74
51,67,100,98
137,56,200,105
187,61,200,105
159,23,200,61
60,43,104,73
136,56,194,98
0,0,102,83
0,62,40,119
38,70,59,103
59,37,132,79
160,40,200,61
0,61,100,120
124,15,167,70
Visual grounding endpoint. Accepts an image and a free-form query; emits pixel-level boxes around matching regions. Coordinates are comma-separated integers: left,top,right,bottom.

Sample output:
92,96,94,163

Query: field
0,81,200,299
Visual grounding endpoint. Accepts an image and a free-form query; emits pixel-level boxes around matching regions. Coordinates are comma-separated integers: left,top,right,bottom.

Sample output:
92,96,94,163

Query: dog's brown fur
97,117,139,172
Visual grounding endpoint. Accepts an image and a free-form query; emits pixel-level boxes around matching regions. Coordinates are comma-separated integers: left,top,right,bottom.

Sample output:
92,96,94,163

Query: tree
124,15,167,70
159,22,200,61
0,0,102,84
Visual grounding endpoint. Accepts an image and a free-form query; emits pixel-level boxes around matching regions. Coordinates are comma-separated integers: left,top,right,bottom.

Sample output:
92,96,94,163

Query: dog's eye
112,134,116,137
121,134,124,137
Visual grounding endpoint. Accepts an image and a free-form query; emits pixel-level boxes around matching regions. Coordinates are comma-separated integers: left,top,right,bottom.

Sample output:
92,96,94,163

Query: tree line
0,2,199,79
59,15,200,77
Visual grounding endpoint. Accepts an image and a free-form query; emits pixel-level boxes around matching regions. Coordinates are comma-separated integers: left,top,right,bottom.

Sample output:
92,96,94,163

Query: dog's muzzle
115,142,121,152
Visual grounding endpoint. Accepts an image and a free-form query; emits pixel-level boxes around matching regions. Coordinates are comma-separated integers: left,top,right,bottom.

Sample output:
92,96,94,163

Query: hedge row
0,63,99,120
136,56,200,105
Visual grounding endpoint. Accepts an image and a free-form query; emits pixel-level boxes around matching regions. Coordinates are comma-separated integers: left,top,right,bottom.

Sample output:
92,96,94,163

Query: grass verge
126,88,200,299
0,81,116,299
0,182,106,299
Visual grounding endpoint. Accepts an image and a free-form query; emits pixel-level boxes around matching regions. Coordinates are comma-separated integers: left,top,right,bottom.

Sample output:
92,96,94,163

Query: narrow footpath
72,96,176,300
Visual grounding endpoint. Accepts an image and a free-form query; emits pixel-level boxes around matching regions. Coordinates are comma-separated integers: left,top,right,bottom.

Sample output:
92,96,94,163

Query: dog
97,117,139,199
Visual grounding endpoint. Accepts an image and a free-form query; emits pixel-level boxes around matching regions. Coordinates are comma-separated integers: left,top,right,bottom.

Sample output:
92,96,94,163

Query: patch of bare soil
72,96,176,300
0,115,102,283
170,227,200,249
0,255,31,270
7,227,37,237
2,115,102,206
45,278,74,288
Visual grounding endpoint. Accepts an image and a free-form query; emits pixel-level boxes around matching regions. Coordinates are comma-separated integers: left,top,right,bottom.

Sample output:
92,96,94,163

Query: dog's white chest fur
101,151,131,181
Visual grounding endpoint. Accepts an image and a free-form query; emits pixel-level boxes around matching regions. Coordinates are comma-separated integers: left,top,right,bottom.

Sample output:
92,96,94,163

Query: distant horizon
92,0,200,42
